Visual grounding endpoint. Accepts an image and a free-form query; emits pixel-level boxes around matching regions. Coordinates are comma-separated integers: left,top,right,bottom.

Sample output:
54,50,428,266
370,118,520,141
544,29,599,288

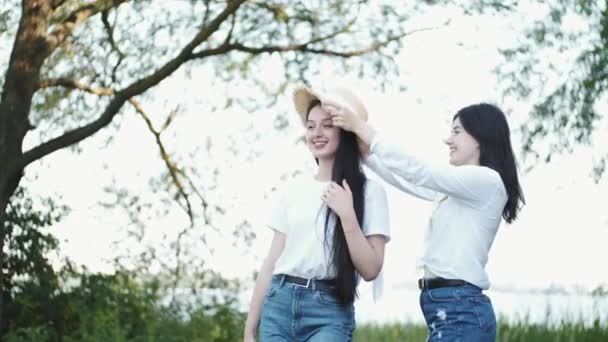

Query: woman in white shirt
243,86,391,342
325,101,525,342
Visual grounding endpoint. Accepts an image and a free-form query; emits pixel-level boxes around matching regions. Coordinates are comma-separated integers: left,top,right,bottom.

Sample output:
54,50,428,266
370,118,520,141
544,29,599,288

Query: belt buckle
418,278,428,290
294,278,311,289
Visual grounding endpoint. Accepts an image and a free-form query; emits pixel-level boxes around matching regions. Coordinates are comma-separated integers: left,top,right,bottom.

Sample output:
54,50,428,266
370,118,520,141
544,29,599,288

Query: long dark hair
454,103,525,223
306,100,366,304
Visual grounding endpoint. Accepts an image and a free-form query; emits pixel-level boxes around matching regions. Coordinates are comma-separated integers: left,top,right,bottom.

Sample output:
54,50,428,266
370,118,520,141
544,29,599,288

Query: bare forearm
244,259,275,336
341,216,384,281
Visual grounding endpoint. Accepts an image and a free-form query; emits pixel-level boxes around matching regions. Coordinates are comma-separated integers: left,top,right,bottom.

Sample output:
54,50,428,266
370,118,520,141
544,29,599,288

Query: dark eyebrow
452,125,463,130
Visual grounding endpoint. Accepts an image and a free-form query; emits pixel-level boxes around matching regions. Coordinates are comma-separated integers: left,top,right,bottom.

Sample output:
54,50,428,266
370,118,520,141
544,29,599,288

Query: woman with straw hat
244,86,391,341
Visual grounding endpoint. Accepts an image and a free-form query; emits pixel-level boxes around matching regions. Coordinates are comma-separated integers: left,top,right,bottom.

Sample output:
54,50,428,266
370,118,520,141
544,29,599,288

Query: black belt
278,274,336,293
418,277,468,290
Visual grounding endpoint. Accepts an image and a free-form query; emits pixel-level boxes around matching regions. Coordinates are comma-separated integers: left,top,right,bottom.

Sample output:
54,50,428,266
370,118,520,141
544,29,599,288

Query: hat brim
293,86,322,125
292,85,368,126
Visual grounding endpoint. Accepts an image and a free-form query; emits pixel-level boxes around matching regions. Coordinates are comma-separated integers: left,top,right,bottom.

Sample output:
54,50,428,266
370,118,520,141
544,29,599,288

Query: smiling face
445,117,480,166
306,104,341,161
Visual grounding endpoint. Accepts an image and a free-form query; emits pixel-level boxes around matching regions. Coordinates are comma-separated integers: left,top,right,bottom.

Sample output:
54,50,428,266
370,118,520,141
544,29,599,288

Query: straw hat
292,85,368,125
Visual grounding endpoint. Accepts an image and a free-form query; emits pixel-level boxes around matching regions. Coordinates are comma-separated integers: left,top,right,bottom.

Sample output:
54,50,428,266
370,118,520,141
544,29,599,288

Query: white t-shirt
268,175,390,299
366,133,508,290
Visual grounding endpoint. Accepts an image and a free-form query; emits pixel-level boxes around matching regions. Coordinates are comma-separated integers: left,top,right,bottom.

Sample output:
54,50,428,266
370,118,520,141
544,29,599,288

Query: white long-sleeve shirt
366,134,508,289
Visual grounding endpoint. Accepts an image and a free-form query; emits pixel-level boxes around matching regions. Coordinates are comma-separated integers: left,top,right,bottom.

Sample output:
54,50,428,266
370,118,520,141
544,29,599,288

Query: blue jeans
419,284,497,342
259,275,355,341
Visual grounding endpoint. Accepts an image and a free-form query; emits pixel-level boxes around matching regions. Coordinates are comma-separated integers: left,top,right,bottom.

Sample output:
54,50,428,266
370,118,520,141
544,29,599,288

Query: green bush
4,188,246,342
6,269,246,342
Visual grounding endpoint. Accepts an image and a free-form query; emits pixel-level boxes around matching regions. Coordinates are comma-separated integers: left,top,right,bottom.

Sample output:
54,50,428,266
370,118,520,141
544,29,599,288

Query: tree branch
191,26,434,60
203,0,212,26
189,12,238,60
51,0,68,10
253,2,289,22
160,108,177,132
305,15,359,46
37,78,114,95
36,77,220,246
177,168,223,231
170,223,189,304
129,100,195,224
36,77,199,225
14,0,248,173
47,0,129,52
101,7,125,83
118,0,247,99
231,26,433,57
252,1,316,25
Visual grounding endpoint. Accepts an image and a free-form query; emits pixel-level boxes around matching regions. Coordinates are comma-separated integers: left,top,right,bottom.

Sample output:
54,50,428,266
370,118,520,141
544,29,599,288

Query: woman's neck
315,158,334,181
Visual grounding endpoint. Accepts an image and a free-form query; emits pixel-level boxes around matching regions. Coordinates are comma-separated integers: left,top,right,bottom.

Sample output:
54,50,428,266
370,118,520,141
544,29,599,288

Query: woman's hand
322,180,357,226
322,100,377,147
322,101,364,133
323,101,371,158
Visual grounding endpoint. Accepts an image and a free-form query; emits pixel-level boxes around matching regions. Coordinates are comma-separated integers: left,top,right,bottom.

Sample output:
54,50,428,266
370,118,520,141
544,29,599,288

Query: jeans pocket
469,295,497,334
315,290,344,307
427,287,460,303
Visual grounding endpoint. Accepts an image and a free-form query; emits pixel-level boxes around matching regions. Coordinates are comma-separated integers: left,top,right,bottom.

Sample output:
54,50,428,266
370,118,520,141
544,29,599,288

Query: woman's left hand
322,180,356,222
322,101,363,133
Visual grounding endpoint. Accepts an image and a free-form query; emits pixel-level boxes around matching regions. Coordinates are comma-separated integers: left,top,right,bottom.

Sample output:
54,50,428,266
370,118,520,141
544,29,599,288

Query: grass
354,319,608,341
354,322,428,341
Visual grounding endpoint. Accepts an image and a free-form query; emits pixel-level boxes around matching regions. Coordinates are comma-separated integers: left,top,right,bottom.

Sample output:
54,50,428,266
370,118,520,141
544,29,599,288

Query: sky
10,2,607,300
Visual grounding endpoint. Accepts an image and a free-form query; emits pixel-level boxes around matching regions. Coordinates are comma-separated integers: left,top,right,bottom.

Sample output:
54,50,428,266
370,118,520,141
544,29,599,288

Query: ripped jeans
419,283,497,342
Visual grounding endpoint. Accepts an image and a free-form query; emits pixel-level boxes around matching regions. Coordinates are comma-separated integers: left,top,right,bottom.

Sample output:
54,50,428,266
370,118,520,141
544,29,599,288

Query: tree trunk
0,176,21,335
0,0,53,332
0,0,250,333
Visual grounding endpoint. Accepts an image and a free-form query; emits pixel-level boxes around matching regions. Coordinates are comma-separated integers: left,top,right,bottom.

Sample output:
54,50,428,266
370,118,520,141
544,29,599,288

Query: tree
2,186,67,337
0,0,512,328
496,0,608,182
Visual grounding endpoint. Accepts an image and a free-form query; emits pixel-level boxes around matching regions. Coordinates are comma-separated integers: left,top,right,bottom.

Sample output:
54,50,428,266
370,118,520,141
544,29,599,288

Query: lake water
352,285,608,326
232,284,608,326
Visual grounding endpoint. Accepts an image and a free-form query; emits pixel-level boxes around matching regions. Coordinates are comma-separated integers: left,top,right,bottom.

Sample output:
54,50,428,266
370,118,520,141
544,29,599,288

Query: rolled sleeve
362,180,391,242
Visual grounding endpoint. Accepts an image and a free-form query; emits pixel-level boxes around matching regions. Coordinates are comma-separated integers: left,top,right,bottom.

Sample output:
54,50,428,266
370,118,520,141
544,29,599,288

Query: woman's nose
312,125,323,135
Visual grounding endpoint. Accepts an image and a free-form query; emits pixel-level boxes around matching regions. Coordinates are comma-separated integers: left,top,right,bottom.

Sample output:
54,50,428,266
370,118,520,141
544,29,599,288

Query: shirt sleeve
370,133,504,208
364,154,439,202
359,179,390,303
362,180,391,242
